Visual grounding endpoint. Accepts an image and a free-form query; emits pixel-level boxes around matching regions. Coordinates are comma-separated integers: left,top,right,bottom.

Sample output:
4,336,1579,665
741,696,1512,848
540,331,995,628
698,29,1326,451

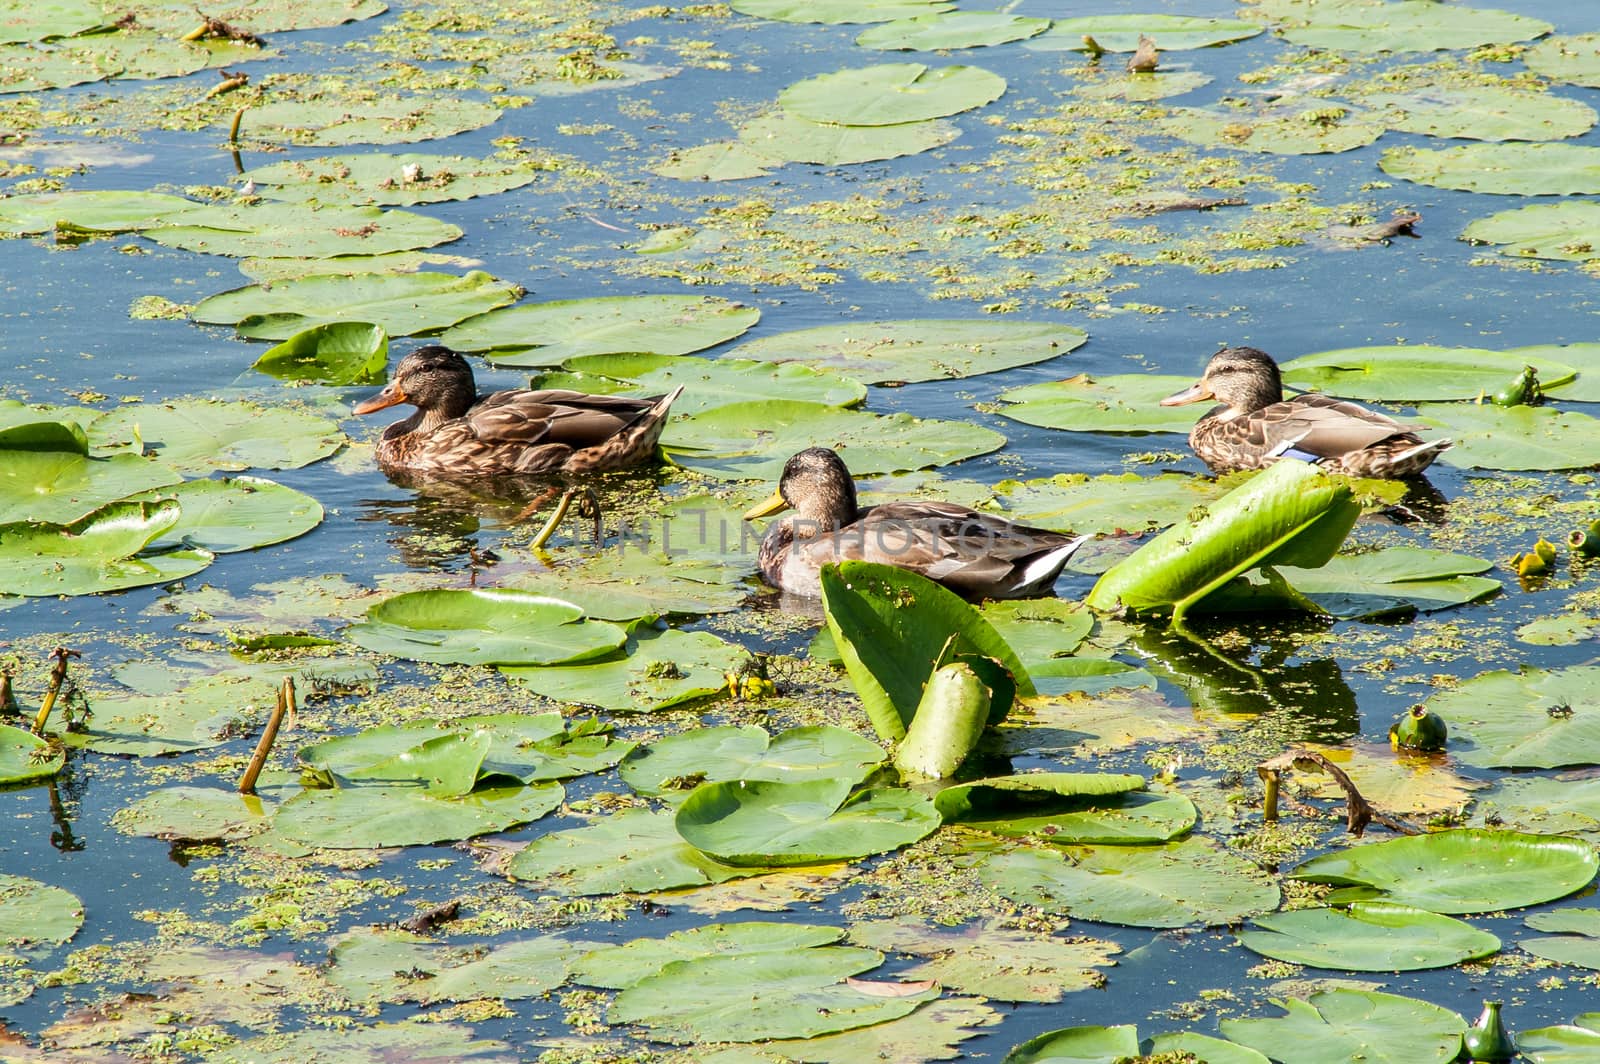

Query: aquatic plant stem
228,107,246,145
239,678,293,795
30,647,78,736
529,488,576,550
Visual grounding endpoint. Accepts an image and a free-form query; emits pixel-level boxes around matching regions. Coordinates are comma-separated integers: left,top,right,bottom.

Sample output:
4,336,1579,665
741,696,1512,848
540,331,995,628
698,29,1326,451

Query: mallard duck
1160,346,1451,477
743,447,1085,599
353,345,683,477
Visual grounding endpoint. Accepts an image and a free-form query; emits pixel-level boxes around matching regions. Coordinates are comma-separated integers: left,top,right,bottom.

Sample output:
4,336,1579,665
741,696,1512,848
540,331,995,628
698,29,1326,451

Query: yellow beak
743,489,790,520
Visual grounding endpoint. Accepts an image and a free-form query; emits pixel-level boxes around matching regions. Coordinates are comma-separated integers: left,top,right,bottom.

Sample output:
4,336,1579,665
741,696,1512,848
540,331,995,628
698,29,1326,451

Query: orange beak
353,382,406,415
1160,381,1213,407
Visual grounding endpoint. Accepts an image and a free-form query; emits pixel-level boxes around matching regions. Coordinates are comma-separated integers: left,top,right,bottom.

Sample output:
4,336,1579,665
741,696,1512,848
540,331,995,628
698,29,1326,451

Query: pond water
4,0,1600,1060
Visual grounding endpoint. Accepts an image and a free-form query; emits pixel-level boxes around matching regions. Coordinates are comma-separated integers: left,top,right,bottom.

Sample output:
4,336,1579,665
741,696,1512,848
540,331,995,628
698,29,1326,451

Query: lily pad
345,589,626,666
1073,70,1214,103
1518,1015,1600,1063
128,475,323,554
60,674,264,755
240,96,502,147
1380,142,1600,195
505,808,762,895
1415,403,1600,471
271,781,562,848
533,352,865,415
1289,828,1600,913
253,322,389,385
856,12,1050,51
1027,15,1263,52
118,0,387,34
0,499,214,597
1479,774,1600,838
113,785,276,841
1273,547,1500,618
0,875,82,957
0,449,181,525
980,597,1093,665
732,0,954,27
779,63,1004,126
192,270,522,340
506,543,751,620
1279,345,1587,401
997,373,1202,433
737,110,962,166
209,1022,515,1064
1526,34,1600,88
736,319,1088,385
938,776,1197,845
990,472,1230,536
500,627,742,711
1463,202,1600,261
849,917,1119,1004
142,203,461,259
88,399,344,473
1003,1025,1140,1063
0,189,198,235
1425,666,1600,769
1221,989,1466,1064
437,294,759,366
1163,104,1385,155
0,32,219,94
299,722,491,796
574,922,844,990
1256,0,1551,53
239,152,542,206
1365,86,1595,142
675,777,940,866
326,927,577,1006
652,140,776,181
618,724,886,801
1523,909,1600,969
0,0,107,44
0,724,62,784
464,713,632,782
1237,902,1500,971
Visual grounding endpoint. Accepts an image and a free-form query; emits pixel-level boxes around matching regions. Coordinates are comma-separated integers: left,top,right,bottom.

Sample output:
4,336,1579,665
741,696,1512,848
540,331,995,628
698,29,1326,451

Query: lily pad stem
228,107,246,146
1260,767,1280,822
239,678,293,795
30,647,78,736
529,488,577,550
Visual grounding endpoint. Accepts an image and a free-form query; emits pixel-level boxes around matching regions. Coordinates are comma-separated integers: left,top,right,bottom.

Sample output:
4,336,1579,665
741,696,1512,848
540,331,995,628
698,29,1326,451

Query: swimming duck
1159,346,1451,477
743,447,1085,599
353,345,683,477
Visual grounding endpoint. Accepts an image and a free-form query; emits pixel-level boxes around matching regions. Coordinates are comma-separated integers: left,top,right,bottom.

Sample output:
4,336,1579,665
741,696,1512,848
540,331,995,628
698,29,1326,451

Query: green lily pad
1221,989,1466,1064
240,96,502,147
938,776,1197,844
507,545,751,620
437,294,759,366
1145,1034,1272,1064
1526,34,1600,88
533,352,865,415
0,724,62,784
1256,0,1551,53
327,927,578,1006
1072,69,1214,103
980,838,1280,928
60,674,264,755
0,31,219,94
238,250,481,282
735,319,1088,385
0,448,181,525
1416,402,1600,471
980,597,1093,666
737,110,963,166
1290,828,1600,913
1523,909,1600,969
1003,1025,1139,1063
1426,666,1600,769
1280,344,1589,401
192,270,522,340
272,780,563,848
88,399,344,473
505,808,762,895
0,0,108,44
652,140,776,181
113,784,277,841
1272,547,1500,619
0,189,198,234
1365,86,1595,142
996,373,1201,433
989,472,1230,536
1027,15,1263,52
1238,902,1501,971
0,499,214,597
574,922,843,990
850,917,1119,1004
118,0,387,34
664,400,1003,481
1463,202,1600,261
142,203,461,259
253,322,389,385
1518,1014,1600,1063
300,723,491,797
239,152,542,206
619,724,886,801
127,475,323,554
731,0,953,26
1381,142,1600,195
207,1021,515,1064
1163,104,1385,155
1479,775,1600,838
465,713,632,782
346,589,626,667
856,12,1050,51
779,63,1004,126
0,874,82,957
0,403,91,453
501,627,742,712
676,777,940,866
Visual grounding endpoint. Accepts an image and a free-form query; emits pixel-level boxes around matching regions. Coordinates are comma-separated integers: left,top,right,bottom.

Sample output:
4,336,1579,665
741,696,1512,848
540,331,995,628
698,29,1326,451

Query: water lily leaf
1280,344,1586,401
736,319,1087,385
326,927,576,1006
60,674,264,755
732,0,953,26
850,917,1118,1004
0,32,217,94
192,270,521,340
737,110,962,165
142,203,461,259
1526,33,1600,88
1416,402,1600,471
780,62,1004,126
1290,828,1600,913
239,152,540,206
113,784,277,841
1381,142,1600,195
272,780,562,848
501,627,742,712
118,0,386,34
1220,989,1466,1064
0,403,91,453
534,352,865,415
1027,15,1263,52
1523,909,1600,969
989,472,1230,536
573,921,845,990
856,12,1050,51
1273,547,1499,618
1255,0,1551,53
665,400,1004,481
1365,86,1595,142
0,874,81,957
0,0,108,44
1518,1015,1600,1063
507,545,751,621
0,448,181,525
208,1021,515,1064
0,499,214,596
676,777,940,866
461,712,632,782
1463,202,1600,261
0,189,198,234
128,475,323,554
1145,1033,1272,1064
0,724,62,784
89,399,344,473
1003,1025,1140,1063
1296,744,1485,818
505,808,763,895
238,250,481,281
1073,69,1214,103
437,294,758,366
939,776,1196,844
1426,666,1600,769
607,944,932,1043
253,322,388,385
996,373,1201,433
619,724,886,802
1238,902,1500,971
346,589,626,666
980,597,1093,666
300,722,490,796
241,96,502,146
751,997,1000,1062
1479,774,1600,838
980,838,1280,927
1163,104,1385,155
652,140,776,181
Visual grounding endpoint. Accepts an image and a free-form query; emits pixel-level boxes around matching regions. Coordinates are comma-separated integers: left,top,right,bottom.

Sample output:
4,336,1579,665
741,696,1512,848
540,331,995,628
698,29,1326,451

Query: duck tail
1012,535,1087,597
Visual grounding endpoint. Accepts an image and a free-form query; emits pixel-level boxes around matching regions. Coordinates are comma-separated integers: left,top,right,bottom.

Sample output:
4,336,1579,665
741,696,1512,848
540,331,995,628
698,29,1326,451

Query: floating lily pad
1164,104,1385,155
1238,902,1500,971
507,545,751,620
850,917,1118,1004
856,12,1050,51
737,110,963,165
193,270,521,340
1479,775,1600,838
534,352,864,415
89,399,344,473
118,0,387,34
1280,344,1588,401
1523,909,1600,969
346,589,625,666
1415,402,1600,471
113,785,276,841
1365,86,1595,142
1073,70,1214,103
240,96,502,146
253,322,389,385
677,777,940,866
1004,1025,1139,1063
437,294,759,366
506,808,762,895
980,597,1093,665
1381,142,1600,195
1290,828,1599,913
1027,15,1263,52
1426,666,1600,769
0,32,219,94
327,927,577,1006
1518,1014,1600,1063
238,250,481,282
0,189,198,234
979,838,1280,927
272,781,562,848
1256,0,1551,53
0,499,213,597
575,922,844,990
997,373,1201,433
0,448,181,525
1221,989,1466,1064
60,674,264,755
652,140,775,181
1526,34,1600,88
208,1021,515,1063
300,722,491,796
0,874,82,957
1463,202,1600,261
239,152,542,206
1273,547,1500,618
0,724,62,784
779,63,1004,126
731,0,954,26
0,0,107,44
128,475,323,554
142,203,461,259
736,319,1087,385
619,724,886,801
990,472,1230,536
663,400,1004,481
501,627,742,712
940,778,1196,845
0,402,93,452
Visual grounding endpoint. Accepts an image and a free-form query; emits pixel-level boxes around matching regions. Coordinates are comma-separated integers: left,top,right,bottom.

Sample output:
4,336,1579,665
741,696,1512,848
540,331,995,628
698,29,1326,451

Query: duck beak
743,489,790,521
353,382,406,415
1160,381,1213,407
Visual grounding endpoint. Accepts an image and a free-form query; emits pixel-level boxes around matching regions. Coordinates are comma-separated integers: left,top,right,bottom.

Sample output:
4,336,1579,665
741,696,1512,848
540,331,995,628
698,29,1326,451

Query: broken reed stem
1260,769,1279,823
205,73,249,100
239,678,292,795
180,22,209,41
0,667,17,717
528,488,577,550
228,107,246,145
31,647,78,736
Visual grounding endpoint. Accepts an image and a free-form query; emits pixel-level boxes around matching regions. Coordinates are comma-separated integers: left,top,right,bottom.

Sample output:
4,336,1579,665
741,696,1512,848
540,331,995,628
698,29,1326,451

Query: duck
1159,346,1451,477
352,345,683,477
743,447,1085,599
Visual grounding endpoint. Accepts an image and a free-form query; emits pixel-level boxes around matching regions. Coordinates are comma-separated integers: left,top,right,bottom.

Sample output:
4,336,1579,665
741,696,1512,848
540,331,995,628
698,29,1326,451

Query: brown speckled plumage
353,346,682,477
1160,346,1451,477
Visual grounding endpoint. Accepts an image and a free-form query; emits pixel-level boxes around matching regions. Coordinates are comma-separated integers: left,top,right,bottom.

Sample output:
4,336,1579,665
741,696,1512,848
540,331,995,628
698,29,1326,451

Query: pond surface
3,0,1600,1060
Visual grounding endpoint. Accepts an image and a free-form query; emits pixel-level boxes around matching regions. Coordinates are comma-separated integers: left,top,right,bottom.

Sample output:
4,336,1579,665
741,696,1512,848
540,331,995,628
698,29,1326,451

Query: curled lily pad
1221,989,1466,1064
855,12,1050,51
239,152,543,206
437,294,759,366
0,499,213,597
89,399,344,473
506,808,762,895
346,589,626,666
941,780,1195,845
736,319,1088,385
779,63,1005,126
737,110,962,166
0,724,63,784
675,777,940,866
271,781,563,848
619,724,886,802
0,449,181,525
1381,142,1600,195
128,475,323,554
253,322,389,385
1027,15,1263,52
1255,0,1551,53
534,352,865,415
500,627,743,712
142,204,462,259
192,270,522,340
1237,902,1501,971
732,0,954,27
240,95,502,147
1425,665,1600,769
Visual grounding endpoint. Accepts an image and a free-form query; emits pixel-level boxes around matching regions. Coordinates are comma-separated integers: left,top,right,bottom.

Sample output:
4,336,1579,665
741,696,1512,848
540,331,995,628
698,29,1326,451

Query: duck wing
465,389,665,449
1245,394,1424,461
